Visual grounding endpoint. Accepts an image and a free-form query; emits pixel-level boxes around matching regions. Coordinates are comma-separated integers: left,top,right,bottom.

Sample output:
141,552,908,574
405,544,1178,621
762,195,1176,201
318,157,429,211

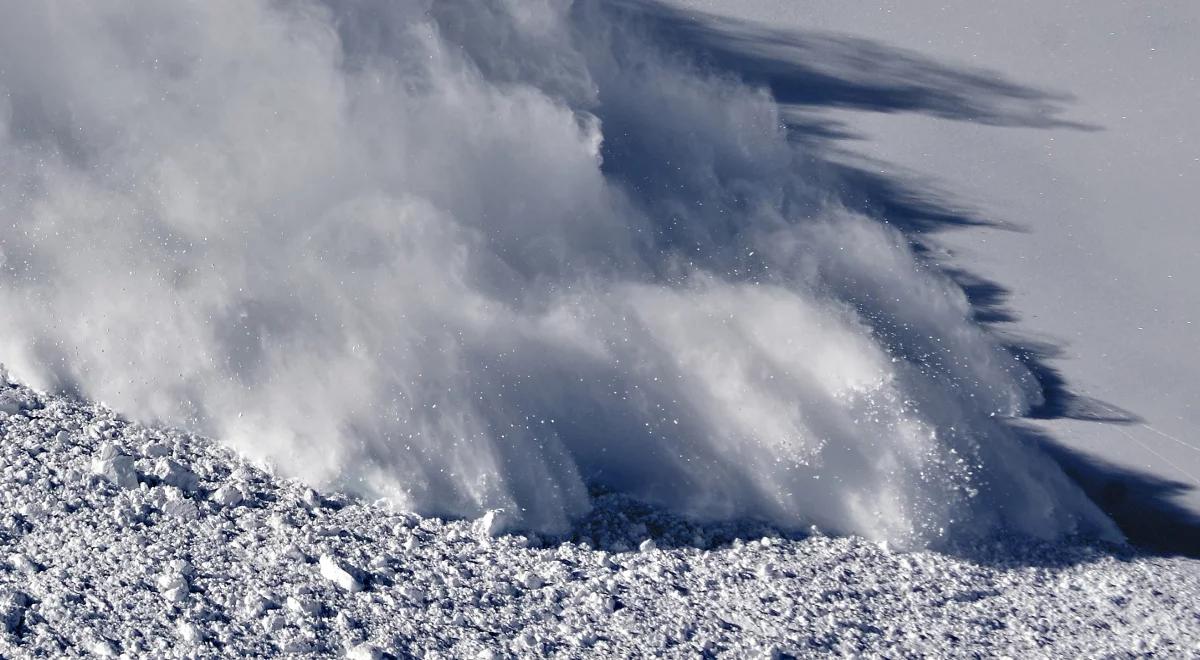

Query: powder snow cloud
0,0,1117,546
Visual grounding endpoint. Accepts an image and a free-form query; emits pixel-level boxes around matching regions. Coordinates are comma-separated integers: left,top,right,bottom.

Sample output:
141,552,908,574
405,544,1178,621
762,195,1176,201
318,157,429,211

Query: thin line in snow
1139,423,1200,455
1116,425,1200,487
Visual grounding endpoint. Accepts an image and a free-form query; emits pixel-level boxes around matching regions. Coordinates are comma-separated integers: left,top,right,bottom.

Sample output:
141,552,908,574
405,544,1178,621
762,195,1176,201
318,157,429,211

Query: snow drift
0,0,1117,546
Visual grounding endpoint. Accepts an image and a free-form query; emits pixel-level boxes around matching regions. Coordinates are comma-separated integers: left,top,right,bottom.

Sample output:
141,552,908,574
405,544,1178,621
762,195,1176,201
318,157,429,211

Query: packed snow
2,381,1199,657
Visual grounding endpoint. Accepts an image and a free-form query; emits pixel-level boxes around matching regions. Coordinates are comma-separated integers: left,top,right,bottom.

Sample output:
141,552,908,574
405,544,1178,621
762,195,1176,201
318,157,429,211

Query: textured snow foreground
2,383,1199,659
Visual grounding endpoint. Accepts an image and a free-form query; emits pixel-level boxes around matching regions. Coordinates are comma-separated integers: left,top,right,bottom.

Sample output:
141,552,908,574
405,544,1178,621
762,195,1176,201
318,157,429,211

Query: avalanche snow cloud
0,0,1117,546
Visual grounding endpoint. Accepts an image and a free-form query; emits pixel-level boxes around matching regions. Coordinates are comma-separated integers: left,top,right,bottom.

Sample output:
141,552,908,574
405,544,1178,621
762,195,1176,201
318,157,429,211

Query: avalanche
0,0,1117,547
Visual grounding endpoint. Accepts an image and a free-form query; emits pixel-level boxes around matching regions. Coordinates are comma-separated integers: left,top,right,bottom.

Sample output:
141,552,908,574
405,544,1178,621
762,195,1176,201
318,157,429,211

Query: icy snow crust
1,384,1198,658
0,1,1114,545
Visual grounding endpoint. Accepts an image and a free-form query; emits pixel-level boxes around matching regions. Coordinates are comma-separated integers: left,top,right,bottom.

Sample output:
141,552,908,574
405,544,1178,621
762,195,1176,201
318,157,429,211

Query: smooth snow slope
0,1,1121,547
2,381,1199,658
672,0,1200,545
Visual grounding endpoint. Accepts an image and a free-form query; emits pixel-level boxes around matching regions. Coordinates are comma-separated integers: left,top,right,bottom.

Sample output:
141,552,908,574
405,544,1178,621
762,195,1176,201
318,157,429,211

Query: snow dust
0,1,1115,546
1,380,1197,657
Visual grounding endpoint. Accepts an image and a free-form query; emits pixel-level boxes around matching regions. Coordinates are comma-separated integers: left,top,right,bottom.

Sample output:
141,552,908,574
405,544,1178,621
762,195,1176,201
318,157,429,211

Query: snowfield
2,380,1199,658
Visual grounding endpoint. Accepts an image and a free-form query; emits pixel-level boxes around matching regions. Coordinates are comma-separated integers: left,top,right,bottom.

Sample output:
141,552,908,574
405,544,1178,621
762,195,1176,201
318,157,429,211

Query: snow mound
0,386,1197,657
0,1,1114,545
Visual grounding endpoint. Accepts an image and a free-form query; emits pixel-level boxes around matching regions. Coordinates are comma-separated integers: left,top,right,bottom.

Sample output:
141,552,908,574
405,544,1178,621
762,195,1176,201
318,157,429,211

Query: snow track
2,381,1198,658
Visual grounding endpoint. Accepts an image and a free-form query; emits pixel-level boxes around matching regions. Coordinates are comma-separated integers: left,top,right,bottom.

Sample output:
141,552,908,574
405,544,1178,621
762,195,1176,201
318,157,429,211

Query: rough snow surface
1,382,1198,658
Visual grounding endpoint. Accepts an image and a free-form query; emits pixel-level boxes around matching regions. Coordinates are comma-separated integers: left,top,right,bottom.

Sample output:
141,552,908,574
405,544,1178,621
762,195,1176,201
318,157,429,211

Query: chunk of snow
475,509,512,538
586,592,616,613
91,449,139,490
277,544,305,562
400,585,426,603
261,613,286,633
152,458,199,492
280,637,314,654
286,595,321,616
177,621,203,643
0,390,26,415
143,442,171,458
517,572,545,590
156,573,188,592
319,554,364,593
1,591,28,633
335,611,358,630
242,593,275,617
162,499,199,521
89,640,117,657
639,539,657,553
7,554,39,573
112,503,142,528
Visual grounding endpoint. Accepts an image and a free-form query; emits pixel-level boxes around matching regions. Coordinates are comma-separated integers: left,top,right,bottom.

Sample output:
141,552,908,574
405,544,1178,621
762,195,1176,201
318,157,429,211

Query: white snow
319,555,364,593
176,621,202,644
161,499,199,522
89,447,138,491
347,644,383,660
674,0,1200,534
6,555,37,574
210,484,244,508
0,393,24,416
475,510,513,540
0,0,1197,654
0,0,1124,547
0,592,26,635
0,382,1196,657
151,458,200,493
155,573,187,593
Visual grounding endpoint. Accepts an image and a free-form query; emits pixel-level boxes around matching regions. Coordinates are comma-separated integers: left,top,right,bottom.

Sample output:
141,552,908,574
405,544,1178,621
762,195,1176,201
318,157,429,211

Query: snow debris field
2,380,1199,658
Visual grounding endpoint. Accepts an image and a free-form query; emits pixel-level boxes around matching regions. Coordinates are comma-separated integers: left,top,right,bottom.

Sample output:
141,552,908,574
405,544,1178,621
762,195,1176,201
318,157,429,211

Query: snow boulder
0,386,36,416
319,554,364,593
151,458,200,492
476,509,513,539
0,591,28,634
91,446,139,490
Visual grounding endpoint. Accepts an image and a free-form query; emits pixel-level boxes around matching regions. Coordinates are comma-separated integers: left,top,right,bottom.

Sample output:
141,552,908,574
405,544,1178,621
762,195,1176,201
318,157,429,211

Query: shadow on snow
587,0,1199,560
